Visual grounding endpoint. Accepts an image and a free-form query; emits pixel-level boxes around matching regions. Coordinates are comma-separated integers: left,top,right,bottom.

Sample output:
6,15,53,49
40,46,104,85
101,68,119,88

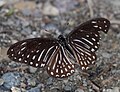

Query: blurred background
0,0,119,92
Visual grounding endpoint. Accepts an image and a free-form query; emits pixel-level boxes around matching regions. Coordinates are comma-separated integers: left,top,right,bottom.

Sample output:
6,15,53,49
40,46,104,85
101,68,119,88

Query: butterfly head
58,35,66,45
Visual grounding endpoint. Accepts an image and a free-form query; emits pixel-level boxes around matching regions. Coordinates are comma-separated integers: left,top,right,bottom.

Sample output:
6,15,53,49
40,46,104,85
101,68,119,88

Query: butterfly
7,18,110,78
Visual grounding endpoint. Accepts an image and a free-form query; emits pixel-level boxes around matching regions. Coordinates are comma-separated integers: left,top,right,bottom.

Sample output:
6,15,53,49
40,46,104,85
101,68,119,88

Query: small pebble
21,21,30,28
82,79,87,87
22,8,32,16
27,87,41,92
103,87,120,92
64,85,72,92
112,87,119,92
75,88,84,92
2,72,21,89
117,33,120,38
0,78,4,86
54,0,78,13
42,2,59,16
21,27,32,35
0,0,6,7
102,52,112,58
11,87,21,92
29,66,37,73
46,78,53,85
27,78,36,86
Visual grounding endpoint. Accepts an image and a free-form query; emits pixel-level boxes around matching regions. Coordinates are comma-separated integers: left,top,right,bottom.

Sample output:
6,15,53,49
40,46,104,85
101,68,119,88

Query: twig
110,20,120,24
87,0,94,18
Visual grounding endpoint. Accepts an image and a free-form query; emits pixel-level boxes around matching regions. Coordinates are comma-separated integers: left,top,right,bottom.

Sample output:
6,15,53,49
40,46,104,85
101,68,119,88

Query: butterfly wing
67,18,110,70
7,38,75,78
47,45,75,78
7,38,59,68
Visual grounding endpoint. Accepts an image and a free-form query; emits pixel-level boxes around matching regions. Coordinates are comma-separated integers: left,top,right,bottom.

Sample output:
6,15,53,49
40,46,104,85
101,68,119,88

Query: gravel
0,0,119,92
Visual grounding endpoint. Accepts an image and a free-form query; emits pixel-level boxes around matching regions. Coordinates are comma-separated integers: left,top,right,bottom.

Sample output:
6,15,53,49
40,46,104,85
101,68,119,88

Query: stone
42,2,59,16
2,72,21,89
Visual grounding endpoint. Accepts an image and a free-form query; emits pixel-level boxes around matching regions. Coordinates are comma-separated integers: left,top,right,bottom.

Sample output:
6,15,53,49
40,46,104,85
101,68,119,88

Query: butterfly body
7,18,110,78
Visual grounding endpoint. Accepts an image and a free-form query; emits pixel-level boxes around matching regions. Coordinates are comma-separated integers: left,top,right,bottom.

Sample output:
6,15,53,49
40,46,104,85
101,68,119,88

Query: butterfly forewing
67,18,110,70
7,38,59,68
47,46,75,78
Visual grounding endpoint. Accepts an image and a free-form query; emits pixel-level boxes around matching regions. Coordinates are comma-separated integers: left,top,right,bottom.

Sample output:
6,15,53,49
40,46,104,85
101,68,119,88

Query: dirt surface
0,0,120,92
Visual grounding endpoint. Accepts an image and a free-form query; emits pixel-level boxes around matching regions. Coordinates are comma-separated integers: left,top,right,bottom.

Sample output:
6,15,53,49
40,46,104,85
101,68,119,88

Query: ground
0,0,119,92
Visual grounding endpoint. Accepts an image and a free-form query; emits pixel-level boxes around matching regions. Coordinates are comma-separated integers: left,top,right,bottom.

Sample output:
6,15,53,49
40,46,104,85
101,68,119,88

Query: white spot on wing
19,58,22,61
30,62,33,65
93,56,95,59
68,65,71,69
38,49,45,61
11,49,13,51
21,47,26,51
32,55,36,60
84,61,87,65
80,61,83,65
36,63,38,66
95,34,98,37
86,67,89,70
56,75,59,77
91,21,97,23
43,46,55,62
21,42,26,46
61,75,65,77
72,65,74,68
86,35,89,37
97,42,99,44
92,38,96,41
56,68,58,73
48,67,50,70
27,55,30,58
71,70,74,73
88,57,92,61
22,54,24,56
81,52,84,56
52,54,58,70
73,39,91,49
91,48,95,52
94,25,98,28
51,72,54,75
104,21,106,23
67,73,70,76
18,51,21,55
82,67,85,70
95,45,98,48
105,25,107,27
65,68,68,72
87,60,90,64
81,38,93,45
99,27,102,29
58,60,61,64
36,50,39,53
41,63,45,67
92,61,95,64
61,70,63,73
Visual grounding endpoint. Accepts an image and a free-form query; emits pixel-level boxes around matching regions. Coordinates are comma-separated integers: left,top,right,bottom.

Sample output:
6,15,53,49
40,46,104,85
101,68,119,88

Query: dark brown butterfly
7,18,110,78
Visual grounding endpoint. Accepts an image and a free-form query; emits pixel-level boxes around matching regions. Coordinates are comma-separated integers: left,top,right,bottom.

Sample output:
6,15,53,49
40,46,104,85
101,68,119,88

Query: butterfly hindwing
47,46,75,78
7,38,59,68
